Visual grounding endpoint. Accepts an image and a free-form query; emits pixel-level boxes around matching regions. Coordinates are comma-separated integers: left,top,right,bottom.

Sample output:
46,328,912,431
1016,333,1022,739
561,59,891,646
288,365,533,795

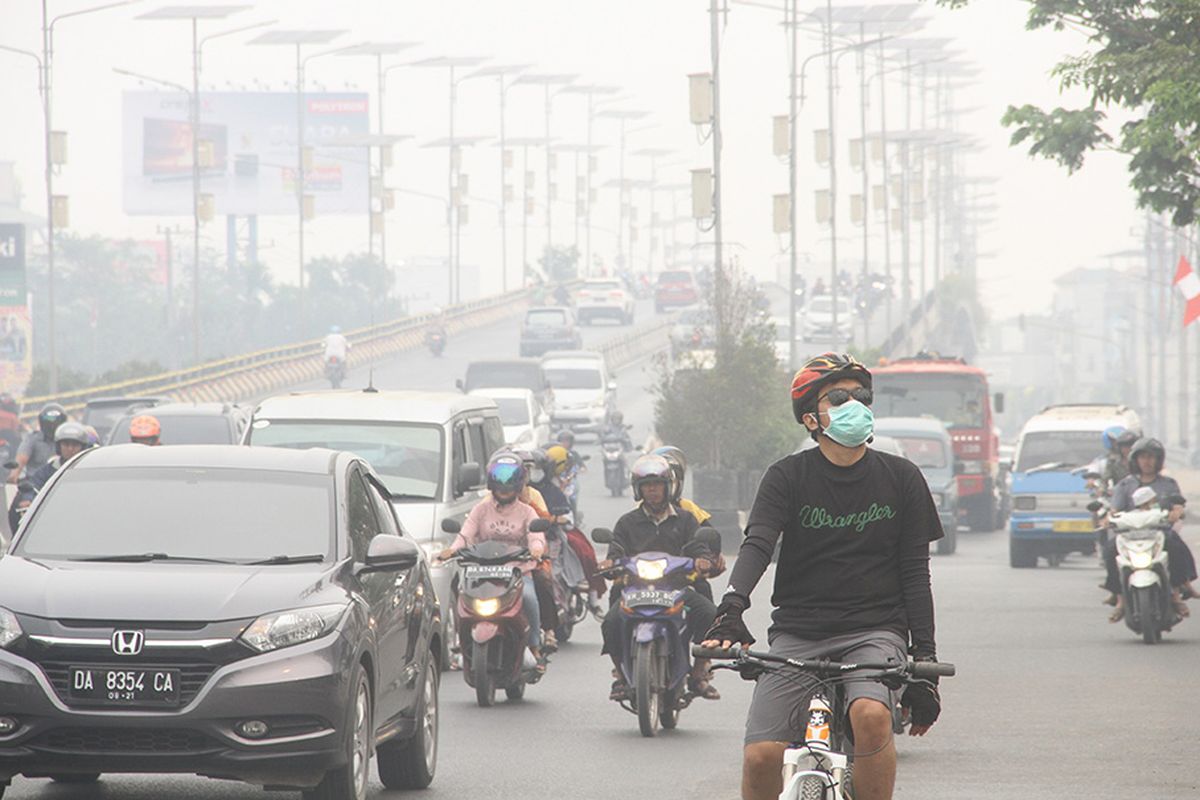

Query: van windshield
1015,431,1105,473
544,367,603,390
248,421,443,499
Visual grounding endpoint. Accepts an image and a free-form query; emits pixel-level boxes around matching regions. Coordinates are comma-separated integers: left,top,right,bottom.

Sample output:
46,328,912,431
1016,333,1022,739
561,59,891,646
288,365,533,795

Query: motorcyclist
599,410,635,452
1102,429,1139,487
425,307,448,349
703,352,944,800
323,325,349,362
514,448,563,650
9,403,67,483
129,415,162,446
531,447,606,615
438,453,548,671
1102,437,1197,620
29,422,91,490
652,445,727,601
0,392,21,457
547,440,584,518
598,454,721,702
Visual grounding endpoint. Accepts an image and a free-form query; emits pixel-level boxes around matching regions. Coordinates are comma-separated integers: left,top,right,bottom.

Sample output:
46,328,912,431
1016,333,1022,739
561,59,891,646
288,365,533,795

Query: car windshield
893,435,949,469
526,309,567,327
544,367,603,389
492,398,531,426
872,373,986,429
248,420,443,500
807,297,850,314
465,363,542,392
108,414,231,445
1015,431,1105,473
15,467,333,562
659,271,692,284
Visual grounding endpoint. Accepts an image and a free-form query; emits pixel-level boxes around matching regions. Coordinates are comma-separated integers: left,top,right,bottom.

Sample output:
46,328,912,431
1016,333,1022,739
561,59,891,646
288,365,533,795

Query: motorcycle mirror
528,518,552,533
590,527,613,544
441,518,462,534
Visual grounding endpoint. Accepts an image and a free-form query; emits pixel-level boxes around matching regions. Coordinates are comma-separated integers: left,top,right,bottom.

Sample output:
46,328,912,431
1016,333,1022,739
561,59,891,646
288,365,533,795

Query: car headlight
1130,551,1153,570
0,607,23,649
240,604,348,653
473,598,501,617
635,558,668,581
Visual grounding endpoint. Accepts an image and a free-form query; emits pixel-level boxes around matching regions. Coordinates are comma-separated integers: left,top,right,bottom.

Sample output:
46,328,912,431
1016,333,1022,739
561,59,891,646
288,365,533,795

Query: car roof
254,389,496,424
873,416,952,438
121,402,241,418
73,443,341,474
470,387,534,401
84,396,164,409
542,357,604,371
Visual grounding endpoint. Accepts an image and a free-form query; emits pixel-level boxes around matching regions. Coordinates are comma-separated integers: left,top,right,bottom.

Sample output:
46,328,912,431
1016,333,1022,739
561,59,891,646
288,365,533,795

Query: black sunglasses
818,387,873,407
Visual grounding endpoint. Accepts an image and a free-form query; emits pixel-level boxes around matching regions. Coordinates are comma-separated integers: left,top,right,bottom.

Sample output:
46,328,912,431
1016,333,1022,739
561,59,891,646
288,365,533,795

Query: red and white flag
1173,255,1200,328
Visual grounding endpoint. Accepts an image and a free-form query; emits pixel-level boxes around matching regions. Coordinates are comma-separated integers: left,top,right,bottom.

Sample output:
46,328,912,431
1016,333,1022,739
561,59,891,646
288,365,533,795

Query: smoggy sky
0,0,1146,318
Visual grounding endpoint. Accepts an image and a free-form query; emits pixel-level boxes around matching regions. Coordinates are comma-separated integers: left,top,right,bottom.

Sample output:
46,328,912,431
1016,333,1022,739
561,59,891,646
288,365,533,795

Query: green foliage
654,269,797,470
537,245,580,284
942,0,1200,224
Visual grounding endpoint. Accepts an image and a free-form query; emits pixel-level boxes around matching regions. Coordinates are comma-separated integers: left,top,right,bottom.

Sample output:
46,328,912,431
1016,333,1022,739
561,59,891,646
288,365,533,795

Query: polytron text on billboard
122,91,369,216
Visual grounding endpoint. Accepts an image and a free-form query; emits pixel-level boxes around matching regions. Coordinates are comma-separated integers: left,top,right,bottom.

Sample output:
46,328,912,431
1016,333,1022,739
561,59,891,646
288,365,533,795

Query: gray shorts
744,629,906,745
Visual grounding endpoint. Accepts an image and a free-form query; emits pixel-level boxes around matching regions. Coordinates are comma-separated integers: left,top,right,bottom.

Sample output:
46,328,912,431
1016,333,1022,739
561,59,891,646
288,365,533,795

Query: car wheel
304,666,372,800
378,653,438,789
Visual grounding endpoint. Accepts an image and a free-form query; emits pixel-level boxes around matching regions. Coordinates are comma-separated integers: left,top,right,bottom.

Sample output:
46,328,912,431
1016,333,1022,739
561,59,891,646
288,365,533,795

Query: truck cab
1007,404,1141,568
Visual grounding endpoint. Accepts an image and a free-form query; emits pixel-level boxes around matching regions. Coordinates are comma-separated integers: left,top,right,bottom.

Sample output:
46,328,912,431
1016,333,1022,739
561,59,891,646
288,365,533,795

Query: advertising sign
122,91,369,216
0,224,31,397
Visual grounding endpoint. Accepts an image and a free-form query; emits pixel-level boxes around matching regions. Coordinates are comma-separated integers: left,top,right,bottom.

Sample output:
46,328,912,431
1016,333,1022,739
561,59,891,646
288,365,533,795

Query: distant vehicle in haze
81,396,164,443
655,270,699,313
801,295,853,342
458,359,553,412
541,353,615,433
1006,403,1142,569
469,387,551,448
576,278,635,325
518,306,582,357
872,354,1007,532
107,402,249,446
669,306,714,357
874,416,959,555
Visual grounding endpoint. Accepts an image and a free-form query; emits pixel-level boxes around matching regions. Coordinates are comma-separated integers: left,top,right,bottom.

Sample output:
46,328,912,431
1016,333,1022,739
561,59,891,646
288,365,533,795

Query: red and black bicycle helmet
790,352,872,424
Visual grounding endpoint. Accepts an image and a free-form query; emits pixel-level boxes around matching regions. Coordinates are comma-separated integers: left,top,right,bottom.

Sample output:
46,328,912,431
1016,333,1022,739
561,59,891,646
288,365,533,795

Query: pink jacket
452,496,545,572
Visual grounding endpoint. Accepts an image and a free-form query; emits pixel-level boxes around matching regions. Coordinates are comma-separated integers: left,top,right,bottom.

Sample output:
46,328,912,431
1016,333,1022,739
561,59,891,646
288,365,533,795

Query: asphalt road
6,301,1199,799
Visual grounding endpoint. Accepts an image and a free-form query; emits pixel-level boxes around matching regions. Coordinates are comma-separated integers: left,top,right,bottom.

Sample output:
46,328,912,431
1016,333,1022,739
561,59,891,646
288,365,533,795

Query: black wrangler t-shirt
731,446,942,656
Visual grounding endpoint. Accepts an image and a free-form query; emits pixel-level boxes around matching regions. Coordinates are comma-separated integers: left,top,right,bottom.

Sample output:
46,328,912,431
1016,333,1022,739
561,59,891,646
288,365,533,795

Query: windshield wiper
74,552,238,564
246,554,328,565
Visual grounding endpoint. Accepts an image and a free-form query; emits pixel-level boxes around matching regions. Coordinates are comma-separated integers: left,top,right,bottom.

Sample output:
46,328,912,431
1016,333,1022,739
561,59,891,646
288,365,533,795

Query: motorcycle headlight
636,558,668,581
240,604,348,653
0,607,23,649
1130,551,1153,570
473,597,501,617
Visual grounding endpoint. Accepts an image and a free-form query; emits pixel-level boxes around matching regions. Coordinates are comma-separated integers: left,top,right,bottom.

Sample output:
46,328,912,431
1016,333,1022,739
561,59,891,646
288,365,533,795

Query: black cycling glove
901,657,942,727
703,593,755,647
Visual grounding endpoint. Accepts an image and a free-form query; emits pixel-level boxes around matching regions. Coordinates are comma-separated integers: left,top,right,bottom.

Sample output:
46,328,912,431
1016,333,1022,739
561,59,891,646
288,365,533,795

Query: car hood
0,556,347,621
554,388,604,409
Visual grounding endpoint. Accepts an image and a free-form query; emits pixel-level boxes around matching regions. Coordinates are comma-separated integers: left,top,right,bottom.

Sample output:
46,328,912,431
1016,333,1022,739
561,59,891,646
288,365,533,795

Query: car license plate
69,667,181,706
1052,519,1093,533
623,589,678,607
465,565,515,580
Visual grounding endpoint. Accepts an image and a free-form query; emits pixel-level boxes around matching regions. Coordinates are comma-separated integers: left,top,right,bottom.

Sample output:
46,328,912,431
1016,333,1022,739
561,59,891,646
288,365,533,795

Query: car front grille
36,660,218,708
32,726,220,755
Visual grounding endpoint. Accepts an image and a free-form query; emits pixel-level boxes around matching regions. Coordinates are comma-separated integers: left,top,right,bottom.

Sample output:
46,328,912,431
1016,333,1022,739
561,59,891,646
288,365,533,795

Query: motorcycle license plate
1052,519,1093,533
69,667,181,706
623,589,677,607
465,565,515,580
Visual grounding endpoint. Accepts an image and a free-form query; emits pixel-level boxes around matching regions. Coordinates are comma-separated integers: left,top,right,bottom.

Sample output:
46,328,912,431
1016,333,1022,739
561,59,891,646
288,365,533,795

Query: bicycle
692,644,955,800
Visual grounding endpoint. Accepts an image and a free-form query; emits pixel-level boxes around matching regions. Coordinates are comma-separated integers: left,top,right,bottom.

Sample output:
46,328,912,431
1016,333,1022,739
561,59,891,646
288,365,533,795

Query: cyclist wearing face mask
703,352,945,800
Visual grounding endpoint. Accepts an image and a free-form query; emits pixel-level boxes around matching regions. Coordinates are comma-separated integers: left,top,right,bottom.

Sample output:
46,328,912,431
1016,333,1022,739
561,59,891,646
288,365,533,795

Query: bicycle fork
780,693,852,800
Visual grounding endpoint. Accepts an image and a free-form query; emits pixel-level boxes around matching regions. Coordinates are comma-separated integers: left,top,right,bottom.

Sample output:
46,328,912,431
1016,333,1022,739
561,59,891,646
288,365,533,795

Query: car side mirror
358,534,419,575
528,518,552,533
456,462,482,493
993,392,1005,414
441,518,462,535
591,527,613,544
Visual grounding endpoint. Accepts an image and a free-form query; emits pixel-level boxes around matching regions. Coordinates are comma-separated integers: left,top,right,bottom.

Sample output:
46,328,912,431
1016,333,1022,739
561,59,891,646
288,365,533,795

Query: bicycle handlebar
691,644,956,678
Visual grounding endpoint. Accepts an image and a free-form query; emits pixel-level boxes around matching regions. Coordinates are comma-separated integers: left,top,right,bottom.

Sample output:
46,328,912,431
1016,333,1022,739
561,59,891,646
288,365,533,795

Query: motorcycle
443,518,553,706
600,433,632,498
1111,508,1182,644
324,355,346,389
591,527,717,737
425,328,446,357
545,523,590,644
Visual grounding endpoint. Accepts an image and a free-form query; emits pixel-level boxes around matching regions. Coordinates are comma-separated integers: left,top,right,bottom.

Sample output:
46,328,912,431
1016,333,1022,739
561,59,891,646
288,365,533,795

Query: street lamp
334,42,420,274
511,74,577,252
421,135,490,305
632,148,677,275
249,29,347,339
10,0,143,393
596,109,650,273
466,63,533,293
409,56,489,305
552,143,605,256
500,136,557,286
558,85,621,276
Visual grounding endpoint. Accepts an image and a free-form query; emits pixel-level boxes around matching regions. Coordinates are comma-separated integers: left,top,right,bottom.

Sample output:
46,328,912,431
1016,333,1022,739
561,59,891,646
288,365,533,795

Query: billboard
0,224,31,397
122,91,370,216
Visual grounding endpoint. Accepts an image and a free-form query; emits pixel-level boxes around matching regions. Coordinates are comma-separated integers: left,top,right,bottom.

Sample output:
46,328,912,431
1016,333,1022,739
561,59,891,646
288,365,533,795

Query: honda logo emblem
111,630,145,656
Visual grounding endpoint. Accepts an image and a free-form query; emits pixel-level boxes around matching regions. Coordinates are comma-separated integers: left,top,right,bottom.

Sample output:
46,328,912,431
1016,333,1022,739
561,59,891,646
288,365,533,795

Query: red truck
871,354,1006,531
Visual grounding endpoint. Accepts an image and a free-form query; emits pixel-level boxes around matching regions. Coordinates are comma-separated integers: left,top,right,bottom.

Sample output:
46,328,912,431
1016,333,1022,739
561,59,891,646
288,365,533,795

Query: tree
536,245,580,284
940,0,1200,225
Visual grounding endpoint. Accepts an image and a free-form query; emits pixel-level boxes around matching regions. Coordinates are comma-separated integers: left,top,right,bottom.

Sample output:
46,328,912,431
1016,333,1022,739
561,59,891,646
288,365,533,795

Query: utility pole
709,0,726,334
788,0,799,369
878,39,893,339
824,0,839,349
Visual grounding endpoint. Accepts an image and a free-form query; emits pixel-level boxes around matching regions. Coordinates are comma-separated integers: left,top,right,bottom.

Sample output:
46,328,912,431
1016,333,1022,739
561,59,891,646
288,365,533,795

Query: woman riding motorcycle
439,453,549,669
